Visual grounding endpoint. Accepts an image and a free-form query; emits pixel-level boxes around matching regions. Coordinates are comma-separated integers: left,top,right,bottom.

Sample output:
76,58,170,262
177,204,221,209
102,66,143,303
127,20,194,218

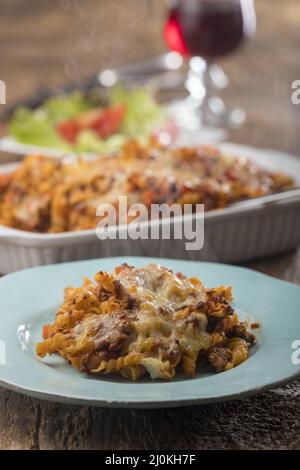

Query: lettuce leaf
110,85,166,137
10,108,71,150
45,92,93,123
75,130,128,153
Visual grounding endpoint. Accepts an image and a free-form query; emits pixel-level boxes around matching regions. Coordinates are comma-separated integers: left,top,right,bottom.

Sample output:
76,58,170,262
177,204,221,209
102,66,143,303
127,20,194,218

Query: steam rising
59,0,165,82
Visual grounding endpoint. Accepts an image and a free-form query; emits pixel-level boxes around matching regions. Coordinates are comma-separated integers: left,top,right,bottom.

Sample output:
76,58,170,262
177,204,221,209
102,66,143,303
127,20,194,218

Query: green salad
10,86,167,153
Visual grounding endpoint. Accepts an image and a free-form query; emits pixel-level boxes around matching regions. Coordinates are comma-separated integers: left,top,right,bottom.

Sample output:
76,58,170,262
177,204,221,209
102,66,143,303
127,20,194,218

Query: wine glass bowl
164,0,256,130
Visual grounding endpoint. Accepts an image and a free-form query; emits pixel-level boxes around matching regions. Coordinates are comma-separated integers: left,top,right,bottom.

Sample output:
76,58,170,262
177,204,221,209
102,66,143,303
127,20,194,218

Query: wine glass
164,0,256,130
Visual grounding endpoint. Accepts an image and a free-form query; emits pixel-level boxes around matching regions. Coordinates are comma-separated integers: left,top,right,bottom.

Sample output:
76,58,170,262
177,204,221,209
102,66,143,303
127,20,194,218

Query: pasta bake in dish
36,263,256,380
0,142,294,233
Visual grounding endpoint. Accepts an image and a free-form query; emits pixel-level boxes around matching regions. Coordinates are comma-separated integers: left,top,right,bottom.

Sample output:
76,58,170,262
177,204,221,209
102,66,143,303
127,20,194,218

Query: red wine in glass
164,0,254,59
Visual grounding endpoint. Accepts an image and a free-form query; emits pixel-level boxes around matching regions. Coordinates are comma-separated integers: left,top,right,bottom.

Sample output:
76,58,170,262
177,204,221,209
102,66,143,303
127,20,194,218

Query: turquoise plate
0,256,300,408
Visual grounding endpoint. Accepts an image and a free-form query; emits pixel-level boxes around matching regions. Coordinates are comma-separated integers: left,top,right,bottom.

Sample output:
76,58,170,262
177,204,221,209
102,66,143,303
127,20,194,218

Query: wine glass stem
185,57,212,108
185,57,245,129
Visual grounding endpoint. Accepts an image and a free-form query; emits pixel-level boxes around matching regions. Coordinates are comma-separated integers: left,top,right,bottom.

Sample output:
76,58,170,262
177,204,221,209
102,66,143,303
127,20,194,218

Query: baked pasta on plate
36,263,255,380
1,257,300,407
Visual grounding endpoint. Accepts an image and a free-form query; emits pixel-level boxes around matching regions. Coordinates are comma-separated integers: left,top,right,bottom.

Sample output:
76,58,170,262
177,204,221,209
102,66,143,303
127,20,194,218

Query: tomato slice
56,120,79,144
91,105,125,139
56,105,125,143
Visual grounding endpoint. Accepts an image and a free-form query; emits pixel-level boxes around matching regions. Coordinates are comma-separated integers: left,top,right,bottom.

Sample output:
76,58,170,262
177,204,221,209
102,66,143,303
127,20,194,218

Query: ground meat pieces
89,315,132,358
206,316,226,333
227,322,256,344
204,298,234,317
80,353,101,371
207,346,232,372
95,286,111,302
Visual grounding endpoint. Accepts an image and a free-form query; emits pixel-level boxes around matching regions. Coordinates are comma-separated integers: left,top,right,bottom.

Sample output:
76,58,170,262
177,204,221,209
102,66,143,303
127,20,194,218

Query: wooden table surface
0,0,300,450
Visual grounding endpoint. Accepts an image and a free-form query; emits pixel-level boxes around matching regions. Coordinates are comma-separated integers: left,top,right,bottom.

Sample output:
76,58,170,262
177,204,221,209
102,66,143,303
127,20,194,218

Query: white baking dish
0,142,300,274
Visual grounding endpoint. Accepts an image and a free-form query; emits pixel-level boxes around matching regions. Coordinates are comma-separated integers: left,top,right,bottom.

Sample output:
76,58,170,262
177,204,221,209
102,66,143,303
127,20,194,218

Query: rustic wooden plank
0,390,40,450
1,381,300,450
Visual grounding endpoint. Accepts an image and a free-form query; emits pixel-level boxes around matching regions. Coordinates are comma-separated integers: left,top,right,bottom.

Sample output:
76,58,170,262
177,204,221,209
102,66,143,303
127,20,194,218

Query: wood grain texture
0,0,300,450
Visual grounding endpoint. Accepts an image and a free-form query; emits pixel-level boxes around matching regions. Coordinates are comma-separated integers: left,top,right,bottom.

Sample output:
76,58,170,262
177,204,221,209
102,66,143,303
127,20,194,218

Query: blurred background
0,0,299,154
